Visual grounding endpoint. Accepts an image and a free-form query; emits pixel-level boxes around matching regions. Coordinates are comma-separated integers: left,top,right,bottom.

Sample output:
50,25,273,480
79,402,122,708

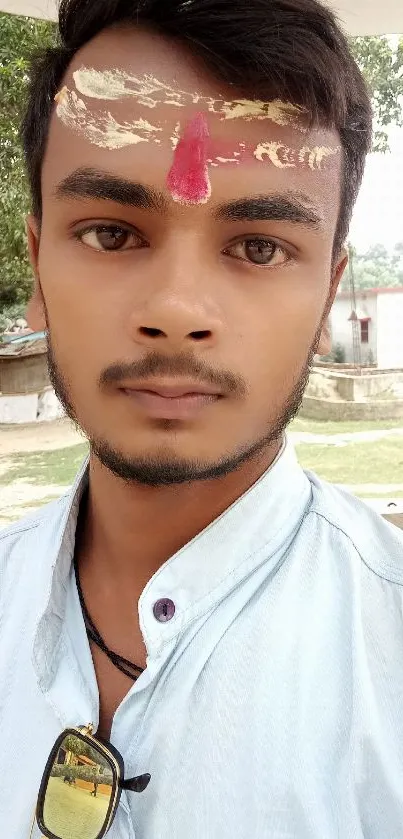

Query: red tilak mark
167,113,211,204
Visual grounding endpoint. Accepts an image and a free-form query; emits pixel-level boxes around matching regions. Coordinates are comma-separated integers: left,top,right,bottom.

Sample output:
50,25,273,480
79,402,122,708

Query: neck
77,439,282,594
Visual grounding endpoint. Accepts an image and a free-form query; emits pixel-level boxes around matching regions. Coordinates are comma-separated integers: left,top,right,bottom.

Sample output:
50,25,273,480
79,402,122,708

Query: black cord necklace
74,557,144,682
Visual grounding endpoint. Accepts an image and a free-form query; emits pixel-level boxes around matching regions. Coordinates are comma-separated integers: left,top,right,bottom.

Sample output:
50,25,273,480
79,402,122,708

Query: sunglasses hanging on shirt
31,724,150,839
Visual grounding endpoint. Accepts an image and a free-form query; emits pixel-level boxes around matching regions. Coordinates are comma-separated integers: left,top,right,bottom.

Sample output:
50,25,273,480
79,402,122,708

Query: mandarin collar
33,437,311,688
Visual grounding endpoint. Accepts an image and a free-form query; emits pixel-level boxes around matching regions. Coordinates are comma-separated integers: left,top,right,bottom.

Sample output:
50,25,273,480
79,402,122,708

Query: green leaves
0,12,54,310
0,15,402,312
350,36,403,151
342,242,403,291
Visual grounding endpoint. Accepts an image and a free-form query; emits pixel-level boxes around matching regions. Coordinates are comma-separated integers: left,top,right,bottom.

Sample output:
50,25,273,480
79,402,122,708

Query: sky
349,33,403,255
349,124,403,254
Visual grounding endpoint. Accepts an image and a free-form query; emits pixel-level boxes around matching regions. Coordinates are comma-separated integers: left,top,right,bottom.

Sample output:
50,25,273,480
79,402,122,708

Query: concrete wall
0,387,64,424
353,371,403,399
335,371,403,400
0,393,39,424
0,353,49,395
304,371,340,400
301,395,403,421
376,293,403,369
330,294,377,364
331,290,403,369
313,362,403,374
306,369,403,402
314,361,375,372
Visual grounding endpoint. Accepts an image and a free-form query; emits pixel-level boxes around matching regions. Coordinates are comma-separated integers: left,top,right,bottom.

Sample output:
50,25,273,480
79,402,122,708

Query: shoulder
0,493,70,568
0,457,88,569
305,470,403,585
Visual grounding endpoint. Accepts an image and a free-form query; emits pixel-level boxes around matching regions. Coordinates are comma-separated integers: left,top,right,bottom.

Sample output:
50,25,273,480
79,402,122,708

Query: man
1,0,402,836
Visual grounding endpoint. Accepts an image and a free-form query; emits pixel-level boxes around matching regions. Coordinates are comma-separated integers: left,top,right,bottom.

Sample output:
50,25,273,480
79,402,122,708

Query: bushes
333,343,346,364
0,302,27,333
318,343,347,364
0,13,54,309
51,763,113,784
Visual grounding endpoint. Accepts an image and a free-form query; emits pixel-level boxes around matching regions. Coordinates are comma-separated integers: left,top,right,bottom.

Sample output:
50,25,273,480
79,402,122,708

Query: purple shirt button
153,598,176,623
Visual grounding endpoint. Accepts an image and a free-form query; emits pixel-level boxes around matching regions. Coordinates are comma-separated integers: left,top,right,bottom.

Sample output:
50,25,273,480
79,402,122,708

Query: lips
120,380,221,420
122,380,220,399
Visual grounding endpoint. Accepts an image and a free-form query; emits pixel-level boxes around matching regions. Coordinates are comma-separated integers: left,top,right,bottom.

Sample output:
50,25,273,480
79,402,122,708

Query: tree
63,734,89,758
340,242,403,291
62,734,111,769
350,36,403,151
0,13,54,310
0,15,402,310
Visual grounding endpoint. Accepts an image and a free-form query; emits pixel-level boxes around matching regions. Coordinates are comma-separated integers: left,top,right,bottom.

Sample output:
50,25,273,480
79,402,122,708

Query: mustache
99,351,247,397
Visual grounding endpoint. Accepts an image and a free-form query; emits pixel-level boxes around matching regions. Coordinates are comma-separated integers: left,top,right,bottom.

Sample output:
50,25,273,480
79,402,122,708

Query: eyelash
73,224,146,252
73,223,291,268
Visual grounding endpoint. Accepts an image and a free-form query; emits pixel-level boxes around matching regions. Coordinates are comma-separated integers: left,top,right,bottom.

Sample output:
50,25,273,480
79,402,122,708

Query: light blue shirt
2,438,403,838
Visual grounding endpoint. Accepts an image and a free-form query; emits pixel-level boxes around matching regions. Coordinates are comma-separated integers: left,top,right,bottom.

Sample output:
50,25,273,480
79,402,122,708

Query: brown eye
78,225,143,252
244,240,275,264
225,238,288,267
95,227,129,250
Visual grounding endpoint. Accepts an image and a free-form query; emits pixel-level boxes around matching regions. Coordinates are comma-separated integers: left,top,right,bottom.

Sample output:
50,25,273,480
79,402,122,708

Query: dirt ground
0,418,84,528
0,417,83,455
2,418,403,529
3,418,403,457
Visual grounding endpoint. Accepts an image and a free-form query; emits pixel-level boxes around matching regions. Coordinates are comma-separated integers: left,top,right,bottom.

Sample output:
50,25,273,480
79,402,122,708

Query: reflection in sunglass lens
42,734,114,839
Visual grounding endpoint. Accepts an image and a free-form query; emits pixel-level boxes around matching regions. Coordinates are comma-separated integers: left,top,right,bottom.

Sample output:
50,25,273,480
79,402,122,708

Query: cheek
232,279,327,409
37,249,101,379
241,278,327,361
38,237,84,306
38,235,115,333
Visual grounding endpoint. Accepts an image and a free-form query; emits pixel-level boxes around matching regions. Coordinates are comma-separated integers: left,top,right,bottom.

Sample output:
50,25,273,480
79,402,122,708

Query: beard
46,326,319,488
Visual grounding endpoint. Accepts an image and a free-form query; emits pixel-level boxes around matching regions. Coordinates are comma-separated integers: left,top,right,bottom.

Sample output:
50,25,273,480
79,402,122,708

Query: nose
134,298,219,348
128,245,224,351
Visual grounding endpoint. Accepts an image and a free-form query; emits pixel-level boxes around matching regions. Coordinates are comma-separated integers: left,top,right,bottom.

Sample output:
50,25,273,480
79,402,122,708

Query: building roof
1,0,402,36
0,333,47,359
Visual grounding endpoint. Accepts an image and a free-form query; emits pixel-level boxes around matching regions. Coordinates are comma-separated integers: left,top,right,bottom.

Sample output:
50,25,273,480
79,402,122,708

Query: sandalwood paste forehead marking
54,71,340,199
73,68,307,130
55,86,162,150
55,83,340,170
254,141,339,170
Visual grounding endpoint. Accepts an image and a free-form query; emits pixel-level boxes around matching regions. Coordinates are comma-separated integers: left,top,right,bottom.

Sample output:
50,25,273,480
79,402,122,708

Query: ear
316,247,348,357
26,215,47,332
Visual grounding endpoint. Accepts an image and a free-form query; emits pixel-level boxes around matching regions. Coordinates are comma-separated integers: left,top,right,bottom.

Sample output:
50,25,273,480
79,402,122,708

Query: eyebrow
55,168,323,229
213,194,323,228
55,167,168,212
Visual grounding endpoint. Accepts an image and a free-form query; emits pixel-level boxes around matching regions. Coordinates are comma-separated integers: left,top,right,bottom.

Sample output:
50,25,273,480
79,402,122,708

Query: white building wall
330,293,378,363
377,293,403,369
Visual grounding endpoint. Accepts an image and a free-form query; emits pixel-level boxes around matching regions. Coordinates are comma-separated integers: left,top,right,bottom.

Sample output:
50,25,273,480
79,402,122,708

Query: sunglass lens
40,733,115,839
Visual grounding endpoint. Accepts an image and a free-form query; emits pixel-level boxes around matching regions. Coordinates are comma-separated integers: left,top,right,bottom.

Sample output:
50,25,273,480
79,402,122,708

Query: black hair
21,0,372,255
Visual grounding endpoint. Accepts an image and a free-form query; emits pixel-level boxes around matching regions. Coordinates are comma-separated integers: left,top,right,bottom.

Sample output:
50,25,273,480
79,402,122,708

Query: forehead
42,26,342,222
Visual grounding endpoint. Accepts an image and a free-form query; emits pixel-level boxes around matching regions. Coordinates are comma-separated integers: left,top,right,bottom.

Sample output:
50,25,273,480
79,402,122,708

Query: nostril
137,327,212,341
190,330,212,341
139,327,165,338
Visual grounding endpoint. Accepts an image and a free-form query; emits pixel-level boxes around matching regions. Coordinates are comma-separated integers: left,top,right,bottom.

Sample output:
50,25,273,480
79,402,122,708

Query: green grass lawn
289,417,403,436
356,491,403,498
0,443,88,487
1,421,403,503
43,776,110,839
296,437,403,485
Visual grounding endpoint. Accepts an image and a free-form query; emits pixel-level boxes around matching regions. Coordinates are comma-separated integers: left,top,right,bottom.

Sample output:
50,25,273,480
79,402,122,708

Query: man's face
28,26,346,485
